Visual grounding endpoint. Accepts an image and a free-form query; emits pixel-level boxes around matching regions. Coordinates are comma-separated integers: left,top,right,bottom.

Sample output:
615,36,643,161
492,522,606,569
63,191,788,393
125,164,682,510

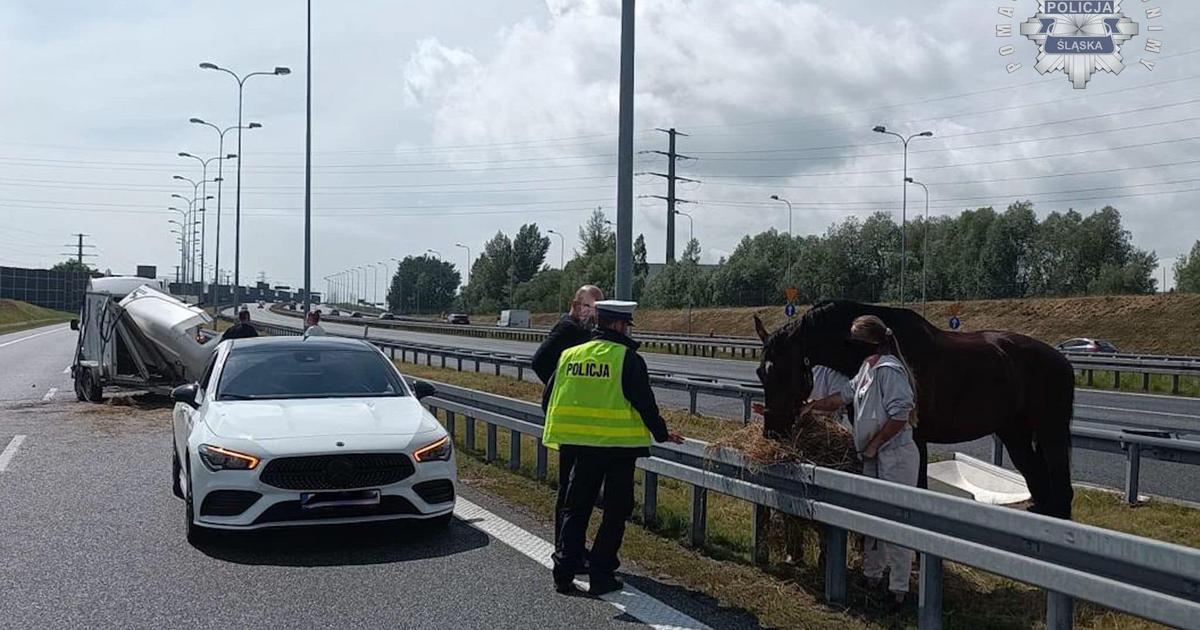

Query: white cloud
402,38,481,107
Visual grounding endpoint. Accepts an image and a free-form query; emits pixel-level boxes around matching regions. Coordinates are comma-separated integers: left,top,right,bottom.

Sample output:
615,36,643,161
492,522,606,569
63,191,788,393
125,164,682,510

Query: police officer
542,300,683,596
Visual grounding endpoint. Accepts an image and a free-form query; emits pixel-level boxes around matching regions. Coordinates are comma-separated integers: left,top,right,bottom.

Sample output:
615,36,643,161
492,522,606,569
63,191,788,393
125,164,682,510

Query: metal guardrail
248,318,1200,506
420,382,1200,630
269,305,1200,393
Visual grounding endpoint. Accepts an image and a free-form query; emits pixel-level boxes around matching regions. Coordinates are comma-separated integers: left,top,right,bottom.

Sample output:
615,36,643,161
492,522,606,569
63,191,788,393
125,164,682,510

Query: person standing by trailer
532,284,604,569
221,307,259,341
542,300,683,596
804,314,919,606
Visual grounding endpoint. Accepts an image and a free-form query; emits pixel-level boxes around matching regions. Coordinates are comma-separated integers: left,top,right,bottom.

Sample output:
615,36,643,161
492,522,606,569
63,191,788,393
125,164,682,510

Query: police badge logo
996,1,1166,88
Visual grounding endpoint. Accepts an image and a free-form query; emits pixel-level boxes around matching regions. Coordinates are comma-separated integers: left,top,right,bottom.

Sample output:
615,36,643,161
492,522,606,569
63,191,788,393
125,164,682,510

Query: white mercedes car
170,335,456,544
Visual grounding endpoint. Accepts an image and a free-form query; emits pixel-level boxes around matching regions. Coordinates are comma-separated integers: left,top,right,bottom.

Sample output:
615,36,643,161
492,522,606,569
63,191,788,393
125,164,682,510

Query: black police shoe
588,575,624,596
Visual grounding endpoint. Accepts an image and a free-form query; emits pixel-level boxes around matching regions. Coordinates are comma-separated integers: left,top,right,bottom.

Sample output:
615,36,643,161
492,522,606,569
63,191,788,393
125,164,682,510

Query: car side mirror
171,383,200,409
70,319,79,331
411,380,437,400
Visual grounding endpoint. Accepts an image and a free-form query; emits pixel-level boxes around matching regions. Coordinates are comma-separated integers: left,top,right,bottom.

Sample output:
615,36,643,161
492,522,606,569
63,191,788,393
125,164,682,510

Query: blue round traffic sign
948,316,961,330
785,303,797,318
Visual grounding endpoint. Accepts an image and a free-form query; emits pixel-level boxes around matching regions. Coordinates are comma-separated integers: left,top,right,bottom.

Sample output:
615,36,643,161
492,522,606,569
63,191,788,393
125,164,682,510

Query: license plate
299,489,381,510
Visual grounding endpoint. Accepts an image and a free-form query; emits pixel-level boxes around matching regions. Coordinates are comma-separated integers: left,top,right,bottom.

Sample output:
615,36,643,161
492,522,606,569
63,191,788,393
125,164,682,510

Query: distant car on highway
447,313,470,325
379,312,396,320
350,311,364,318
329,309,341,317
1056,338,1119,353
170,336,455,544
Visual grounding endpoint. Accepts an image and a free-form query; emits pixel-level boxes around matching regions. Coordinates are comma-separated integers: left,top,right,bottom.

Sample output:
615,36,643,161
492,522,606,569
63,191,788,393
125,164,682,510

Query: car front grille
259,453,416,490
413,479,455,505
200,490,262,516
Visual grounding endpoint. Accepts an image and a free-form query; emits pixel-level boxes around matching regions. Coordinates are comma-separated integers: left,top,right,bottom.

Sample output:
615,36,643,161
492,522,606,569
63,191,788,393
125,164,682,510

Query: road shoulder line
0,435,27,471
454,496,711,630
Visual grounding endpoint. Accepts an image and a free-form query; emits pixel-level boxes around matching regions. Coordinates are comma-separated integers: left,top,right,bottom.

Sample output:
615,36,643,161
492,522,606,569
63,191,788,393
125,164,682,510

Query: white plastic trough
927,452,1031,505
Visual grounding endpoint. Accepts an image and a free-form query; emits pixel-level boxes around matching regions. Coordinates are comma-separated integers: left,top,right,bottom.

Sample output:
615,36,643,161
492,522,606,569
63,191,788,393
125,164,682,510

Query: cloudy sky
0,0,1195,294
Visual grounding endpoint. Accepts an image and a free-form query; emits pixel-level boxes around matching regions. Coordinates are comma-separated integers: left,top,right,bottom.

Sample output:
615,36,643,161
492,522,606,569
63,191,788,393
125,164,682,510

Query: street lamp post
375,262,387,309
168,207,188,278
192,117,258,308
454,244,471,313
426,249,441,260
674,210,694,243
168,221,187,279
180,152,232,301
200,62,291,308
905,177,931,318
873,125,934,306
770,195,794,276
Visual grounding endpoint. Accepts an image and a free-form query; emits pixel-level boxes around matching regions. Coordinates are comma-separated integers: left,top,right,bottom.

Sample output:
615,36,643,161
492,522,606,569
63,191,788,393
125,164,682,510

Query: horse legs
996,427,1053,516
915,439,928,489
1034,423,1075,519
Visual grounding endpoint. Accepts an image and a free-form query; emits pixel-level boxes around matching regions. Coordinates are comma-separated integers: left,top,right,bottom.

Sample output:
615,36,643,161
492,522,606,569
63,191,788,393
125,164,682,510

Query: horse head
753,314,814,439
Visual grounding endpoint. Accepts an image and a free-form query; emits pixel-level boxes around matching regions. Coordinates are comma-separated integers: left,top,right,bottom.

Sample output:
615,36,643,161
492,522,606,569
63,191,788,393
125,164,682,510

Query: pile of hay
711,412,861,473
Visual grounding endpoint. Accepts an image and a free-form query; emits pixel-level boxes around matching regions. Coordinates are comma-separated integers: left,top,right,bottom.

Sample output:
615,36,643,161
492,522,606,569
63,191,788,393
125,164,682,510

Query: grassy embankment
398,359,1195,630
0,299,74,335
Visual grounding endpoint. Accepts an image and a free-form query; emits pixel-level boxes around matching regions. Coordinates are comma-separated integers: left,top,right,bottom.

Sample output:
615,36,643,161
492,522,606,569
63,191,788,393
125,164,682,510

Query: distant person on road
542,300,683,596
304,310,327,337
221,308,259,341
803,315,919,607
531,284,604,568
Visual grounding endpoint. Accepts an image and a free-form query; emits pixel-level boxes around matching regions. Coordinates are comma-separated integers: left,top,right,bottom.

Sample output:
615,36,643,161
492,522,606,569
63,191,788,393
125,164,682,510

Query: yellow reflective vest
542,339,652,449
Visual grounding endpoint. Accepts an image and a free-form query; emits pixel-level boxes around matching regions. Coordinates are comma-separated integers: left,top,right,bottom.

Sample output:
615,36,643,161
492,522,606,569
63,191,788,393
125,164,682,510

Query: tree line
381,203,1196,315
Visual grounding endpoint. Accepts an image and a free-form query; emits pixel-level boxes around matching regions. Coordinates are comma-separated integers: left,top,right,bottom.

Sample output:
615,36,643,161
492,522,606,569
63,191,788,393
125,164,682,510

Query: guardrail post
494,363,501,376
688,387,698,416
445,411,456,439
1113,370,1120,390
517,366,524,381
919,553,944,630
535,439,547,481
486,423,498,462
440,355,446,368
1086,369,1093,386
742,396,753,424
642,471,658,526
1125,442,1142,504
1172,374,1181,395
689,485,707,547
1045,592,1073,630
425,352,432,367
1141,372,1150,391
751,505,770,566
991,435,1004,466
457,357,463,371
389,347,395,360
475,359,481,373
509,429,521,471
823,525,847,604
465,415,476,451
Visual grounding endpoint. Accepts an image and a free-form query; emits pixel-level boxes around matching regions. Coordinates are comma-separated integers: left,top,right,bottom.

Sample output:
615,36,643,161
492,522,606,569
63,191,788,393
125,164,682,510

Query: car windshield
216,347,407,401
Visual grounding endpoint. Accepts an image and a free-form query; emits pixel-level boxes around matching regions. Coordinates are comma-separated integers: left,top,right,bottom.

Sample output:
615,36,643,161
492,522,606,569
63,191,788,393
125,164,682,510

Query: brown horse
753,300,1076,519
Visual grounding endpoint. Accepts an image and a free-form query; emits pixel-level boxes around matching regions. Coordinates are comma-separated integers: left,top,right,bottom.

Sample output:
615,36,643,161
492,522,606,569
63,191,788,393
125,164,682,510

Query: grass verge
400,359,1191,629
0,299,74,335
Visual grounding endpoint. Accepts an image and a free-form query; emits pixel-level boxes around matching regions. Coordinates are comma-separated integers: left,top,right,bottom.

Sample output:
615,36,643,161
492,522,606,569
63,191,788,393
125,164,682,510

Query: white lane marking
454,497,711,630
41,387,58,402
63,366,71,374
0,327,67,349
1076,404,1200,420
0,435,27,472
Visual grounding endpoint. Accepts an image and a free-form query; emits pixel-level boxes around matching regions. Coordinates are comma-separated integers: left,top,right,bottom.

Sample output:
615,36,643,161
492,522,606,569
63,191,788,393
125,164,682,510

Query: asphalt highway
248,307,1200,503
0,323,757,629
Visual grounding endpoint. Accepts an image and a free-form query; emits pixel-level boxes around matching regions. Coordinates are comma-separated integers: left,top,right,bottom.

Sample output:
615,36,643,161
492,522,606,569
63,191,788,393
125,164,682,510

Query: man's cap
595,300,637,323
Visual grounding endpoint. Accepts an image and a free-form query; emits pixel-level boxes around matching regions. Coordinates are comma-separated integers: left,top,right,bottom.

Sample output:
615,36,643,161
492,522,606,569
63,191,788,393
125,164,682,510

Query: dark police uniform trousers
552,445,638,582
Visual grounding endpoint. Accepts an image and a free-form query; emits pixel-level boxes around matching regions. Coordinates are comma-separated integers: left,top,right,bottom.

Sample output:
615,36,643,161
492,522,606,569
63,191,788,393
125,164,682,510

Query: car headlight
198,444,260,471
413,436,452,462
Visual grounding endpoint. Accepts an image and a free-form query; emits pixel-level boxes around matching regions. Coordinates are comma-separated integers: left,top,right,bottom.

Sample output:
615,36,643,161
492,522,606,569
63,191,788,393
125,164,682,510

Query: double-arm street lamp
179,151,235,298
191,117,259,307
199,61,290,307
873,125,934,306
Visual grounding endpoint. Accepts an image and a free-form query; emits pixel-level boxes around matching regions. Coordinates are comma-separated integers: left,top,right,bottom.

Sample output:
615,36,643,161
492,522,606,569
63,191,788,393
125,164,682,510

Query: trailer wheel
74,367,103,403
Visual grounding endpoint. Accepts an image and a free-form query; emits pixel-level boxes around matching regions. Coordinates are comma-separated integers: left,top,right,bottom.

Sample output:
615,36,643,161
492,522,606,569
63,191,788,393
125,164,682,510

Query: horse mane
763,300,938,373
